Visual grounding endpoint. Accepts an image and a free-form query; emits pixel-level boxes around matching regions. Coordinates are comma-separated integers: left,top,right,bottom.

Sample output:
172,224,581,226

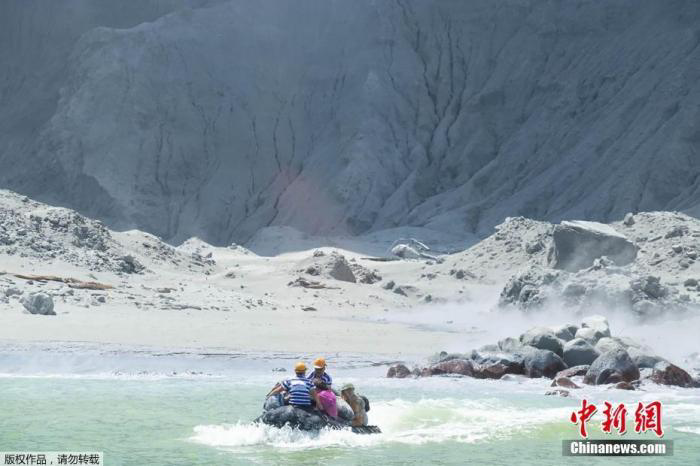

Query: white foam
190,398,571,451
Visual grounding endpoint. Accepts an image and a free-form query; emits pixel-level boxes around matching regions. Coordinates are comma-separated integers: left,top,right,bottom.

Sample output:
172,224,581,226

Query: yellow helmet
313,357,326,369
294,361,307,372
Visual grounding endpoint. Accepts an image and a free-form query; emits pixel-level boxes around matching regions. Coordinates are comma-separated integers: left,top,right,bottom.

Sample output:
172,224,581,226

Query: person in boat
312,379,338,419
307,357,332,388
340,383,368,427
267,362,316,410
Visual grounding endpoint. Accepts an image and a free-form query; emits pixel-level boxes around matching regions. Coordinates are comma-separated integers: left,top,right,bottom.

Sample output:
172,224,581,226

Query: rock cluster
496,213,700,318
388,316,699,389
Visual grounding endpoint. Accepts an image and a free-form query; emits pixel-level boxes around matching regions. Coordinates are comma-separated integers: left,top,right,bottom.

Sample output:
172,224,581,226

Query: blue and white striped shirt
281,376,314,406
307,371,332,387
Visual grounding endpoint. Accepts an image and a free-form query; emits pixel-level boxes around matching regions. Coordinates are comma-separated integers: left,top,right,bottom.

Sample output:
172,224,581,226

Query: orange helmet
313,357,326,369
294,361,307,372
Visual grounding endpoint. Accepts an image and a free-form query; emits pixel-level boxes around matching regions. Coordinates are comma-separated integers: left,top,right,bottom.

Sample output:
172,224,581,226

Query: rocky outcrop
400,317,694,389
550,221,638,272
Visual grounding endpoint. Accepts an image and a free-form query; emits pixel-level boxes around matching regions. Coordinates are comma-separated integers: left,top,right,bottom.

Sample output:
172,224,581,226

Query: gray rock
520,327,564,356
545,389,570,397
595,337,627,354
498,266,559,308
118,255,145,274
581,315,611,338
4,287,21,297
684,278,698,288
665,225,689,239
387,364,411,379
326,253,356,282
623,213,635,226
21,292,55,315
626,346,666,369
550,221,638,272
575,327,607,344
469,350,525,378
519,347,567,378
498,337,523,353
551,324,577,342
563,338,600,367
630,276,668,299
422,359,478,377
584,349,640,385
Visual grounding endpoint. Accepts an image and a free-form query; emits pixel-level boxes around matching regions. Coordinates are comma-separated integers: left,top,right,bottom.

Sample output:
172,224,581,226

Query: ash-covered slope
1,0,699,245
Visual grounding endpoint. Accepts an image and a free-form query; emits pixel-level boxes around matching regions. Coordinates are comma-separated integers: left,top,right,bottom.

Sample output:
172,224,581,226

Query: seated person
268,362,315,409
307,357,333,388
313,379,338,418
340,383,368,426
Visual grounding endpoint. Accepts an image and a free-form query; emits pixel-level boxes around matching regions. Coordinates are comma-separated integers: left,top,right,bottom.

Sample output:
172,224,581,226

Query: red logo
570,400,664,438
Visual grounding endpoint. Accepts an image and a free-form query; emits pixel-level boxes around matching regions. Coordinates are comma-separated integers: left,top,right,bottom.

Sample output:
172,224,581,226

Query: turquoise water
1,349,699,465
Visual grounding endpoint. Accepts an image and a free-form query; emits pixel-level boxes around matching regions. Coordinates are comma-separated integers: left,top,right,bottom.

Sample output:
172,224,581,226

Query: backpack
361,395,370,412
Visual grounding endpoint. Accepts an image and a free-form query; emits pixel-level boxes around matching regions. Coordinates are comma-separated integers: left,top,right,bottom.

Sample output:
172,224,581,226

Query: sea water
0,345,699,465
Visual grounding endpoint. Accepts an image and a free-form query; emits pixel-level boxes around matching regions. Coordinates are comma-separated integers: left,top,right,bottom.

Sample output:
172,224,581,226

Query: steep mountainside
1,0,699,244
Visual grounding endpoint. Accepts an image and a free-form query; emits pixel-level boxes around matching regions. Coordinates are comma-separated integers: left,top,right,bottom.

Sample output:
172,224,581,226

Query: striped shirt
281,376,314,406
307,371,332,387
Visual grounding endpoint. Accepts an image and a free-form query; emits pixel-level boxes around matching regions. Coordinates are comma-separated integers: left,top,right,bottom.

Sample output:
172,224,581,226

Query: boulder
4,287,21,297
563,338,600,367
498,337,523,353
550,221,638,272
499,267,558,308
650,362,695,388
575,327,606,344
387,364,412,379
427,351,469,364
326,253,356,282
118,255,145,274
555,365,590,379
584,349,640,385
550,324,577,342
551,377,580,389
581,315,611,338
595,337,627,354
470,350,524,378
626,346,666,369
21,292,55,315
614,381,636,390
422,359,477,377
630,276,668,300
519,348,567,378
520,327,564,356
